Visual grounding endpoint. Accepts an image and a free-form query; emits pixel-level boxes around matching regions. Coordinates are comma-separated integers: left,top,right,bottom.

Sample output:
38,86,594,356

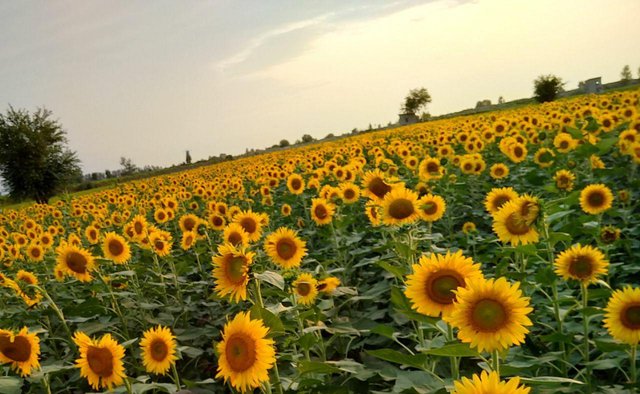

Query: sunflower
216,312,276,393
604,286,640,345
553,169,576,191
444,277,533,352
492,199,539,246
533,147,555,168
452,370,530,394
55,244,96,282
0,327,40,377
339,182,361,204
554,132,578,153
26,244,44,262
579,184,613,215
292,273,318,305
365,201,381,226
149,231,173,257
212,244,254,302
405,251,484,318
287,173,305,195
178,214,200,233
554,244,608,284
484,187,519,216
154,208,170,224
310,198,335,226
317,277,341,294
600,226,621,244
85,225,100,245
361,169,393,201
489,163,509,179
417,194,446,222
264,227,307,269
131,214,148,239
180,231,197,250
281,204,292,216
418,157,444,181
14,270,43,307
505,142,527,163
380,187,420,226
223,223,250,247
140,326,178,375
209,213,227,230
102,232,131,264
73,331,126,390
462,222,476,234
233,210,263,242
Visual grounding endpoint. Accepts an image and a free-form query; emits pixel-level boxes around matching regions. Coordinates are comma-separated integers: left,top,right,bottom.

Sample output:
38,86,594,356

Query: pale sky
1,0,639,175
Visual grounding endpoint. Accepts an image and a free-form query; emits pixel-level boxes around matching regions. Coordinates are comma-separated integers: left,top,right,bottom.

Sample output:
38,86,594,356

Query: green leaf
377,261,406,279
545,211,573,224
255,271,285,290
249,305,285,337
178,346,204,358
0,377,22,394
565,126,583,139
596,137,618,154
366,349,427,369
371,324,395,339
298,360,341,375
519,376,584,385
423,343,479,357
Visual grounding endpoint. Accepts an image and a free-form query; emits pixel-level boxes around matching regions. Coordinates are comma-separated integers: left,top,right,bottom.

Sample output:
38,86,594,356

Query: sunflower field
1,89,640,394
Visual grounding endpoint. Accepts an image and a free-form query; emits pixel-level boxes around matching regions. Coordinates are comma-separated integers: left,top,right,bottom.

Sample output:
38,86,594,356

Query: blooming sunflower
380,187,420,226
140,326,178,375
462,222,477,234
489,163,509,179
26,244,44,262
281,204,292,216
600,226,621,244
361,169,393,201
223,223,250,247
102,232,131,264
178,214,200,233
444,277,533,352
216,312,276,393
0,327,40,377
417,194,446,222
554,244,608,284
149,231,173,257
553,169,576,191
365,201,381,226
180,231,197,250
212,243,254,302
264,227,307,269
452,370,530,394
55,244,96,282
579,184,614,215
292,272,318,305
233,210,264,243
339,182,361,204
73,331,126,390
492,199,539,246
604,286,640,345
317,277,341,294
310,198,335,226
405,251,484,318
14,270,43,307
287,173,305,195
484,187,519,216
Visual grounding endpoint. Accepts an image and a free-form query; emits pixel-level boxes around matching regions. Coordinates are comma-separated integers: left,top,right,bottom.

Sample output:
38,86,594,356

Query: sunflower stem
99,272,131,340
447,324,459,380
171,363,182,390
34,284,73,343
151,253,170,304
630,344,637,385
124,377,134,394
581,282,591,390
491,350,500,377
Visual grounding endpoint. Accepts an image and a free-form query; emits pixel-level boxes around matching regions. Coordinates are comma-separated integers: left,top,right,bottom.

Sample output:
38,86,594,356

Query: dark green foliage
401,87,432,115
0,106,81,203
533,74,565,103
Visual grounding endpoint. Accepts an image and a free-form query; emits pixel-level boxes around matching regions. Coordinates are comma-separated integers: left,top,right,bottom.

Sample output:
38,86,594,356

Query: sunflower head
140,326,178,375
604,286,640,345
55,244,96,282
310,198,335,226
380,187,420,226
484,187,519,216
418,194,446,222
102,232,131,264
212,243,254,302
216,312,276,393
264,227,307,269
554,244,608,284
452,370,530,394
492,199,539,246
0,327,40,377
292,273,318,306
317,277,341,294
73,331,126,390
579,184,613,215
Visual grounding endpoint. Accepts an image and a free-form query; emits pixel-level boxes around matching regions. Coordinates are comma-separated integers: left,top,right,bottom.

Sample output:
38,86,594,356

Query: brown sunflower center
31,248,41,258
87,346,114,377
227,232,243,246
276,238,297,260
421,201,438,215
513,146,524,157
183,218,196,231
559,141,569,149
108,240,124,256
568,255,594,279
297,282,312,296
505,213,530,235
343,189,356,200
66,252,88,274
314,204,328,219
225,334,256,372
472,299,507,332
154,240,165,251
213,216,224,227
291,178,302,190
492,196,511,211
368,178,391,199
425,270,464,305
620,304,640,329
494,167,504,176
388,198,415,220
134,221,143,234
150,339,169,362
426,162,439,174
0,334,32,362
226,256,246,284
240,218,257,234
587,191,605,207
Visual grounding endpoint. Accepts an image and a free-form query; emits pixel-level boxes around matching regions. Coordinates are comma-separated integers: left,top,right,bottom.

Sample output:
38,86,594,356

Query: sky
1,0,639,175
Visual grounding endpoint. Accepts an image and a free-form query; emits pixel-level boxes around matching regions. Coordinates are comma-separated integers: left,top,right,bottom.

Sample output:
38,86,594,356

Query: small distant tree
0,106,81,203
351,128,358,134
637,66,640,79
401,87,432,116
105,169,112,178
119,157,138,176
498,96,505,104
621,65,632,82
279,139,290,148
185,150,192,164
533,74,565,103
324,133,334,139
301,134,314,143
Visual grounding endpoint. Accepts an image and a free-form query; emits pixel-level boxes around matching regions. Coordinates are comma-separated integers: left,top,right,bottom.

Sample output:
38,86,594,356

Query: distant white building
398,113,419,125
579,77,604,94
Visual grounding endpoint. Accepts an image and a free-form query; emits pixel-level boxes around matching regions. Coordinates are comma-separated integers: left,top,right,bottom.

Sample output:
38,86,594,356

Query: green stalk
630,344,637,385
447,324,459,380
171,363,182,390
34,285,73,342
491,350,500,377
255,279,283,394
581,282,591,390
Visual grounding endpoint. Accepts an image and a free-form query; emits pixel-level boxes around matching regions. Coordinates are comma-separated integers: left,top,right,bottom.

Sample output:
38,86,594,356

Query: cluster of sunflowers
0,88,639,393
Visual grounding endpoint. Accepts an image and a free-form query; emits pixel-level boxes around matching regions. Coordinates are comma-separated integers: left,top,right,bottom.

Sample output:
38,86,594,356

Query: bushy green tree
401,87,432,115
533,75,565,103
621,65,632,82
0,107,81,203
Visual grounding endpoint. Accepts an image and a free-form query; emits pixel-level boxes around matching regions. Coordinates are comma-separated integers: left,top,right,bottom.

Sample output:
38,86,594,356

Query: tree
498,96,505,104
621,65,632,82
533,74,565,103
0,107,81,203
301,134,314,143
279,139,290,148
119,157,138,176
638,66,640,79
401,87,432,116
185,150,192,165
